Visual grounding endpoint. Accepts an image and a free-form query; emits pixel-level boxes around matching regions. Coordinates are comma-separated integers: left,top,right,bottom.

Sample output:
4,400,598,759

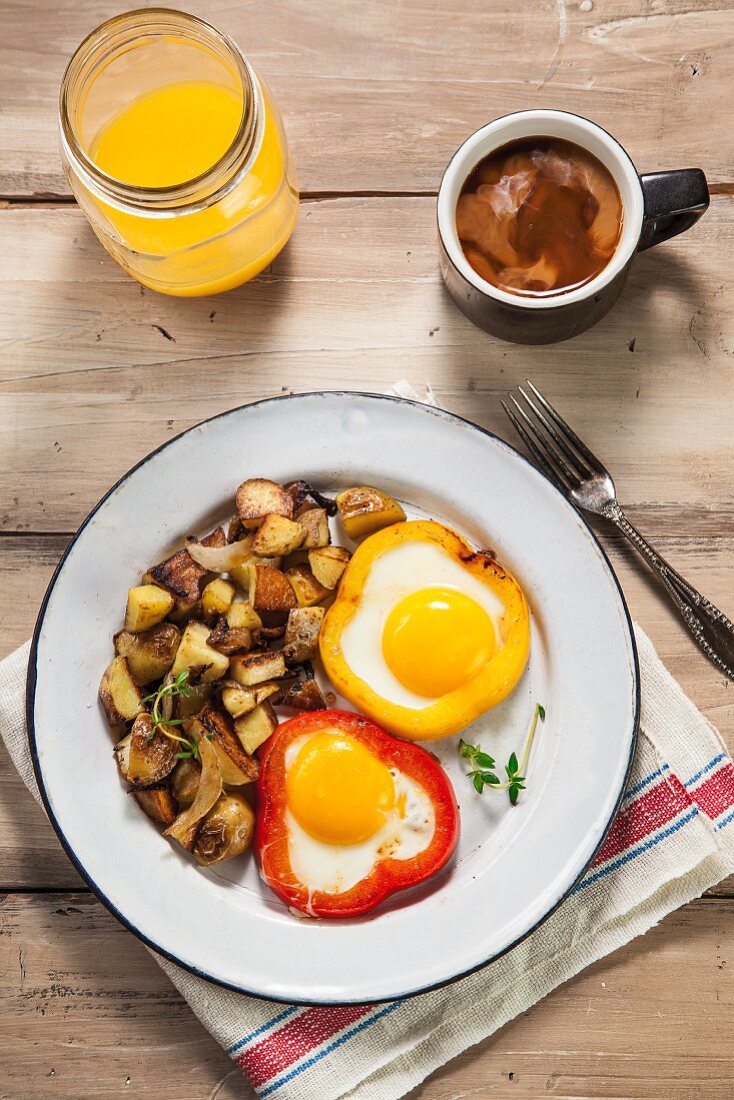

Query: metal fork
503,381,734,681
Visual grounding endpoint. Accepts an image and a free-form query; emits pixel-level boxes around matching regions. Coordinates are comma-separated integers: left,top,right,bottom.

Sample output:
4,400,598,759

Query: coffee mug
437,109,709,344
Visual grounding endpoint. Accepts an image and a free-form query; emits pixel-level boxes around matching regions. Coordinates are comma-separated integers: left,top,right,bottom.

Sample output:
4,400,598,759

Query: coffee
456,137,623,298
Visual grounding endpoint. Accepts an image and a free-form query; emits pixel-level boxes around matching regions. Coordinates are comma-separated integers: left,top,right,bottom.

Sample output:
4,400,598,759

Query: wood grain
1,891,732,1099
2,197,733,534
2,0,733,198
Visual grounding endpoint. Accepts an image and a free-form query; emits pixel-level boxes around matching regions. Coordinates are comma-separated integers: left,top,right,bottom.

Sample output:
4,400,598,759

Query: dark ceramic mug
437,110,709,345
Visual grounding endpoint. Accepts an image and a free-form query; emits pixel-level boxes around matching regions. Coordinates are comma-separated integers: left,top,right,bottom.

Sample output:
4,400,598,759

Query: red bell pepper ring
255,709,460,919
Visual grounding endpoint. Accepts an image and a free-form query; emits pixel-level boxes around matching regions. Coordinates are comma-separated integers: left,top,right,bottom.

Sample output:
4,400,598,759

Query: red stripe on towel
237,1005,373,1088
592,774,691,868
691,762,734,820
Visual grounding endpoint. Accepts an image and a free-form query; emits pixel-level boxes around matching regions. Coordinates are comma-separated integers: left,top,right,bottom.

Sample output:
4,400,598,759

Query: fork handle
602,502,734,679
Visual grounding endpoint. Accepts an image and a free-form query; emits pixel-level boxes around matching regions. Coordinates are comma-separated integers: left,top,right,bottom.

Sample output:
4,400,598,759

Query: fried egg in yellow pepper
319,520,530,740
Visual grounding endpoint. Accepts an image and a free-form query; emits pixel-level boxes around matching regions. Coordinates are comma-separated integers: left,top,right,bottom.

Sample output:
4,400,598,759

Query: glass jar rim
59,7,262,214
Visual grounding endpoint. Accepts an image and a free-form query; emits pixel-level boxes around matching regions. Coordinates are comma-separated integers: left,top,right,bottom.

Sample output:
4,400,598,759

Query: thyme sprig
140,669,200,761
459,703,545,806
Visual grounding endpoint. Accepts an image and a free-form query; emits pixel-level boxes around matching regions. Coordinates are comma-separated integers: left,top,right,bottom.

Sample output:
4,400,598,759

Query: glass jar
59,8,299,296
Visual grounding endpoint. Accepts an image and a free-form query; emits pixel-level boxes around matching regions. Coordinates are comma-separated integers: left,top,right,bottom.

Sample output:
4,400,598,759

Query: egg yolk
286,732,395,845
382,586,496,697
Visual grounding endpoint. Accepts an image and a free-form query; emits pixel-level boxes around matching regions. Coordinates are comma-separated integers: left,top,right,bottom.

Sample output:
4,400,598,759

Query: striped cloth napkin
3,394,734,1100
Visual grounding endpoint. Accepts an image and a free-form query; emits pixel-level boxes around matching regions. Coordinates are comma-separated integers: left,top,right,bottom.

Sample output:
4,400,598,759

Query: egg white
339,539,505,709
283,733,435,896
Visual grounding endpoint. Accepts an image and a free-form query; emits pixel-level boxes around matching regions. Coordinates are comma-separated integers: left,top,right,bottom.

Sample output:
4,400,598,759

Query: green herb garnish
459,702,545,806
140,669,199,760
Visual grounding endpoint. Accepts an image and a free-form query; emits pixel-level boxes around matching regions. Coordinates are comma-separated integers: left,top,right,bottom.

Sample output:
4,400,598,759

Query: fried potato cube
250,563,297,624
206,619,253,656
286,480,311,512
99,655,144,726
253,682,281,705
280,679,327,712
144,527,226,615
298,507,331,548
174,681,212,720
336,486,406,539
308,546,350,590
229,650,287,687
132,785,177,828
285,565,330,608
114,622,182,686
283,606,325,663
114,713,177,787
252,514,306,557
197,703,259,783
282,548,310,570
234,702,278,756
123,584,174,633
221,684,257,719
171,621,230,682
202,578,235,620
226,601,263,631
236,478,293,529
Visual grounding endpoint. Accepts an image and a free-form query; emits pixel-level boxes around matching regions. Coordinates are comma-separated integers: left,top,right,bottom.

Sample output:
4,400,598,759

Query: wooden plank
1,891,731,1098
0,892,245,1099
2,197,733,535
2,0,734,198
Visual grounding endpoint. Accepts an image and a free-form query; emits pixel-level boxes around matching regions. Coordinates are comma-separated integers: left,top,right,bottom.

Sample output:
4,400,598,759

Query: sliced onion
164,736,222,844
186,536,254,572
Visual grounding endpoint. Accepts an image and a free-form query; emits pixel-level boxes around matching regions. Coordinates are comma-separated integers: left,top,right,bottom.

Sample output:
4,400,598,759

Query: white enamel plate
29,393,638,1004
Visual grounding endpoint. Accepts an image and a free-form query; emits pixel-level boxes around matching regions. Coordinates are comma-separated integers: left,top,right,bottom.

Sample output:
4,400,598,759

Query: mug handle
637,169,709,251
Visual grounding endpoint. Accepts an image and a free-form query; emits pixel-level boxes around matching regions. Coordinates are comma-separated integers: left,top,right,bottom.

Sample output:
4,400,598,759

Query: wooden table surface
1,1,733,1096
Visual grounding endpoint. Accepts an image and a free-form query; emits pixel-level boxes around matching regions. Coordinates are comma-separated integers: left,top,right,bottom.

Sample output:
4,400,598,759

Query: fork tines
502,381,607,494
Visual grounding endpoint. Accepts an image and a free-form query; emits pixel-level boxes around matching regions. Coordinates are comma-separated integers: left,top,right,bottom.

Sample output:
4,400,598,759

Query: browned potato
197,703,259,783
193,792,255,865
226,602,262,631
283,606,325,663
280,679,327,712
308,546,350,590
99,655,144,726
227,515,244,542
285,565,330,608
253,682,281,705
221,684,257,719
229,650,286,687
234,701,278,755
172,758,201,806
114,623,182,686
336,486,406,539
114,713,177,787
236,478,293,528
286,480,311,512
252,514,306,557
173,680,212,720
171,621,229,682
298,507,330,548
132,785,177,827
206,619,252,655
282,548,310,570
250,563,297,623
144,527,226,615
123,584,174,633
201,578,235,621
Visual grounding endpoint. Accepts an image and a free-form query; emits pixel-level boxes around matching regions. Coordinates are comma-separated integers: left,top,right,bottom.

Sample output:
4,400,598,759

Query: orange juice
60,11,299,296
92,82,243,189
